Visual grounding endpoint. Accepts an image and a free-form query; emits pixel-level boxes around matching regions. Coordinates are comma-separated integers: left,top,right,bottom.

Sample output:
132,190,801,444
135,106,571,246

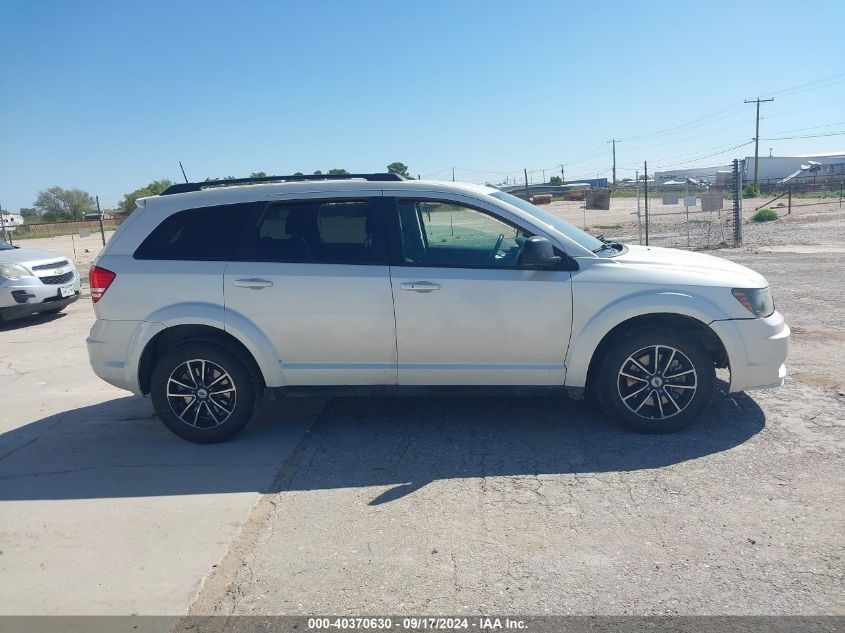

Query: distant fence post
643,161,649,246
788,186,792,215
0,203,6,244
732,159,742,247
96,196,106,247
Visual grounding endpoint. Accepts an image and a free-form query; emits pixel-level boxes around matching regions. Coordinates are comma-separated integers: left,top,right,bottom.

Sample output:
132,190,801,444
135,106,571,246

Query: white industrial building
653,165,731,185
742,152,845,184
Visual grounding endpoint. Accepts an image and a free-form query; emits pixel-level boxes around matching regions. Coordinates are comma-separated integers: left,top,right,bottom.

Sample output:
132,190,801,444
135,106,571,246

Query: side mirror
522,236,564,268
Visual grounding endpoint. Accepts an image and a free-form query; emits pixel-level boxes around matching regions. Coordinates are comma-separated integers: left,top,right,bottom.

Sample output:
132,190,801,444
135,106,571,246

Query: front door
224,193,397,386
387,194,573,385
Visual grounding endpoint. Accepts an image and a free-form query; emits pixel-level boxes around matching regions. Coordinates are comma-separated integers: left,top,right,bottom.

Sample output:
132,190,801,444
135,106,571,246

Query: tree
549,176,563,186
34,186,96,221
19,207,39,220
328,168,349,175
117,179,173,215
313,170,323,175
250,171,268,178
387,162,410,178
293,172,304,176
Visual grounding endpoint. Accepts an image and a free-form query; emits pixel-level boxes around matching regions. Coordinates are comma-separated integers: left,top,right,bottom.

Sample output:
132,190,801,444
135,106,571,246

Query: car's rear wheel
597,328,714,433
150,343,258,443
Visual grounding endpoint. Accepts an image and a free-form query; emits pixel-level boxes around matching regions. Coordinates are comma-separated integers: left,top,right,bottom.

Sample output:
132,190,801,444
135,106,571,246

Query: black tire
150,342,259,443
596,327,714,434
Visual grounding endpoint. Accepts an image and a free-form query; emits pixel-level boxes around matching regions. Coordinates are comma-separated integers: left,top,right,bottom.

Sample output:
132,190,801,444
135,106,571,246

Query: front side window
489,190,604,252
134,203,254,260
396,199,529,268
253,199,385,265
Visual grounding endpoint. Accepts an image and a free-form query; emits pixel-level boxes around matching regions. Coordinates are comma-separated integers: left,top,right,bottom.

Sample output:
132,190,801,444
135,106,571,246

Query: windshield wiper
592,234,624,254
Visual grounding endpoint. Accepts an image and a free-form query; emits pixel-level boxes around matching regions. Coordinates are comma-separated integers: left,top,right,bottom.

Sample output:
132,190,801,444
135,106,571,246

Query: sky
1,0,844,212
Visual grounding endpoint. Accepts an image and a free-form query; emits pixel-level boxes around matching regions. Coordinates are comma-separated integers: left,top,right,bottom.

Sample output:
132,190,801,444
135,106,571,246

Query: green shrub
742,183,758,198
752,208,778,222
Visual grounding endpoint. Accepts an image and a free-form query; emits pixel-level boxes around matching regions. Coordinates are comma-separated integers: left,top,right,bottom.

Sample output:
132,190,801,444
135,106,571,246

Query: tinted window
252,199,386,265
396,199,530,268
134,203,254,260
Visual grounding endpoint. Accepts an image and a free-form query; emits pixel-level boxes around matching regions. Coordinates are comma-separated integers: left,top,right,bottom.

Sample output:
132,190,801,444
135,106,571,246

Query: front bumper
0,272,82,320
710,310,790,393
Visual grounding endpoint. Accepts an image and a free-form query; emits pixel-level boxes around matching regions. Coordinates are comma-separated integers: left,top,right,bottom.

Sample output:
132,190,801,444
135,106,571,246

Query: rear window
251,199,386,265
134,203,255,260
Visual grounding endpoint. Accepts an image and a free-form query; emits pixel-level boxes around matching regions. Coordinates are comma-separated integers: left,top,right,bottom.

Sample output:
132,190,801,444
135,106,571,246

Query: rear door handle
234,278,273,289
400,281,441,293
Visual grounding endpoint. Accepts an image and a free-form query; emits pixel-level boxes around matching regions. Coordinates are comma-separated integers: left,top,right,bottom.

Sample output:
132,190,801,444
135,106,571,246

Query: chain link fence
1,217,124,244
750,175,845,217
524,159,743,250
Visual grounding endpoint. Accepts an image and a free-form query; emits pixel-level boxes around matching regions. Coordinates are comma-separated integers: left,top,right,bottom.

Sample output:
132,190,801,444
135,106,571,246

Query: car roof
138,178,500,209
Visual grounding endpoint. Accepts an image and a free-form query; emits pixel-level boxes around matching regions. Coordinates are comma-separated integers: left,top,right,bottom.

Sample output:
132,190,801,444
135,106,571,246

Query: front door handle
234,278,273,289
400,281,441,293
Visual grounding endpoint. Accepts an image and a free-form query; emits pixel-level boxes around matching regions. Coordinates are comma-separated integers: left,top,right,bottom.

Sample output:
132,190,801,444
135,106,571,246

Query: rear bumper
710,311,790,393
87,318,158,395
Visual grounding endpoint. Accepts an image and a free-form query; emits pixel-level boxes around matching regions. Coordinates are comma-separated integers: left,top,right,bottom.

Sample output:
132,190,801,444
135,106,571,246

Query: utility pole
451,167,455,182
744,97,774,192
524,168,530,197
559,164,565,184
0,202,6,243
607,139,620,185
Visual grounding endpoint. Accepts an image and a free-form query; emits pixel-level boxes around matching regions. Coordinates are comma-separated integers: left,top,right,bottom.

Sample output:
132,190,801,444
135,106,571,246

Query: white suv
86,173,789,443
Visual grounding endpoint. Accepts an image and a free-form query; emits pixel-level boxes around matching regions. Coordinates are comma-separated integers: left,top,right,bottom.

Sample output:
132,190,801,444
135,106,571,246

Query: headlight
0,262,29,280
732,287,774,317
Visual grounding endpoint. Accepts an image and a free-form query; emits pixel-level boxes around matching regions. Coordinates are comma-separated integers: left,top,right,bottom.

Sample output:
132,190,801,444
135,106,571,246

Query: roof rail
160,173,406,195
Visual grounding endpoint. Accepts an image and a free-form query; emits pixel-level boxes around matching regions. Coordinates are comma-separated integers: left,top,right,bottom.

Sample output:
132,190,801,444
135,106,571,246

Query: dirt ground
0,205,842,618
539,194,844,249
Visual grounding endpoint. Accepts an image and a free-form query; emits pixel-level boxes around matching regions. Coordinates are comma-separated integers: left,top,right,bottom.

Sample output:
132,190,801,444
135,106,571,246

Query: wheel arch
138,324,266,396
582,313,729,394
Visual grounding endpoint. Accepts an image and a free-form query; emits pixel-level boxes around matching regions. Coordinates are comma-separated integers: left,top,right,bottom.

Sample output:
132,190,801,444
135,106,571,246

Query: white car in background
0,239,81,321
86,173,789,443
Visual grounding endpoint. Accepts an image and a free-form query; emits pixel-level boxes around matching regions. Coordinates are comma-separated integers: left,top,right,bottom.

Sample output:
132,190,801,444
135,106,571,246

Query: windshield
489,191,604,253
0,240,14,251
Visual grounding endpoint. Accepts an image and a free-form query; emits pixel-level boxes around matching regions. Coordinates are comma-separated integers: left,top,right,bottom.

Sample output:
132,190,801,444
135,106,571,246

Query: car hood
0,247,69,267
612,244,767,288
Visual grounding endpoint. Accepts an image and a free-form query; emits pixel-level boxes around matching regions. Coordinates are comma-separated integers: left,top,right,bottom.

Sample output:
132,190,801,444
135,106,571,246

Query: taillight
89,266,116,303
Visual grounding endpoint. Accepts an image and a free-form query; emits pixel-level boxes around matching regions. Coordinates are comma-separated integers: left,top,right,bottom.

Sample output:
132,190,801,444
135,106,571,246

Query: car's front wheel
597,328,715,433
150,343,259,443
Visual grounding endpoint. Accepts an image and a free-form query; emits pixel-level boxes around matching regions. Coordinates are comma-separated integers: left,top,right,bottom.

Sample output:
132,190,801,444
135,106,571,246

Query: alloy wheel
617,345,698,420
166,359,237,428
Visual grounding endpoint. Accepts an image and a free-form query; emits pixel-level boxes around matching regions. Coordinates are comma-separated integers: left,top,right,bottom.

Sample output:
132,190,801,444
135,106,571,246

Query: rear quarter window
134,203,256,260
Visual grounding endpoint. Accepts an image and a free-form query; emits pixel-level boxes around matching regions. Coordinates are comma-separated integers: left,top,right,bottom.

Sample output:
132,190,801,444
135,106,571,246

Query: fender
137,302,284,390
564,289,735,388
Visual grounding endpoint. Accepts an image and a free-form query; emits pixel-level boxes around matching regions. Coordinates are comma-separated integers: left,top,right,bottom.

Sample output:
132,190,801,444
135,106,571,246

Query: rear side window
134,203,254,260
250,199,386,265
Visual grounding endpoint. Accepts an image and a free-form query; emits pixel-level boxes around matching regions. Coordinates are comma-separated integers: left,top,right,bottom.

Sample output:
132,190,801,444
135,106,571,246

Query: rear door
386,193,573,385
224,192,397,386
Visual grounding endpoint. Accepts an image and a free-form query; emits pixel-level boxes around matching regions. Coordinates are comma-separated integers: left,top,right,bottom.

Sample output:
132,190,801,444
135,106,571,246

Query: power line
762,71,845,99
651,141,754,170
761,131,845,140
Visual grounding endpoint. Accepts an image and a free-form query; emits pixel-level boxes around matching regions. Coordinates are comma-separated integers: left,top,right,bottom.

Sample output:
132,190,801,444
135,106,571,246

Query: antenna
179,161,189,183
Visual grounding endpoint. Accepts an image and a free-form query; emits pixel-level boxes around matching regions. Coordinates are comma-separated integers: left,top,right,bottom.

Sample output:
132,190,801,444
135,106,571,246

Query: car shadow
0,388,765,503
0,310,68,331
